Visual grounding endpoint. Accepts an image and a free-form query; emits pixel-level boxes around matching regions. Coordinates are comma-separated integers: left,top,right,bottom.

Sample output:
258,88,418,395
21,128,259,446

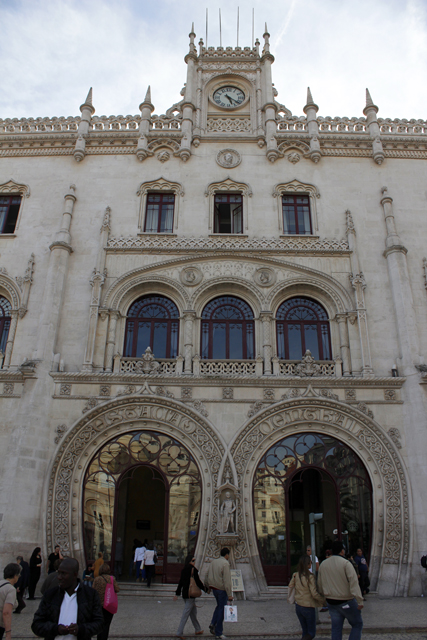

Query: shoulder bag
188,568,202,598
103,575,118,614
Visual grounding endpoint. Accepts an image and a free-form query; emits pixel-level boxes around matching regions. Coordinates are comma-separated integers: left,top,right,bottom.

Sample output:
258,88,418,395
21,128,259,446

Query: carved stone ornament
222,387,233,399
253,267,276,287
295,350,322,377
134,347,160,374
219,490,237,534
157,150,170,163
388,427,402,449
287,152,301,164
180,266,203,286
54,424,67,444
216,149,241,169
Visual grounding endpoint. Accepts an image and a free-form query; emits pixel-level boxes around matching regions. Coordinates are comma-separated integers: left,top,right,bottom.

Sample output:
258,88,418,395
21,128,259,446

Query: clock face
213,86,246,109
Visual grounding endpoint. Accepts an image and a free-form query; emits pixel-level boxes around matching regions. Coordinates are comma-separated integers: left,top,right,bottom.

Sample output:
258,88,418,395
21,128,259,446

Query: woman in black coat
173,554,207,639
28,547,42,599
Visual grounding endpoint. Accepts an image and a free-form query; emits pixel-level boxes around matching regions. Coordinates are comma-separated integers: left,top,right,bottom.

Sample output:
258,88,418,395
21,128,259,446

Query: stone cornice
49,371,405,388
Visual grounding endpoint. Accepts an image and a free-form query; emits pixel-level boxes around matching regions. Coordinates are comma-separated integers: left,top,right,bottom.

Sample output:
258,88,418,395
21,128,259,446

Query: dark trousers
145,564,154,587
358,573,369,594
28,572,40,599
97,608,114,640
16,589,26,612
295,603,316,639
0,626,5,640
210,588,228,637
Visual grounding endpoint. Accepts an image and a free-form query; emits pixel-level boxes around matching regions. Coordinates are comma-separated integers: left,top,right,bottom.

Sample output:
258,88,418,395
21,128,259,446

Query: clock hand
225,94,234,105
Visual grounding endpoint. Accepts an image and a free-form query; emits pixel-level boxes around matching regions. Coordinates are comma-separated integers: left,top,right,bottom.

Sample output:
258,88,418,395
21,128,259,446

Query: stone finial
346,209,356,235
366,88,373,107
303,86,319,114
85,87,93,106
79,87,95,115
144,85,151,103
307,86,314,104
363,87,378,115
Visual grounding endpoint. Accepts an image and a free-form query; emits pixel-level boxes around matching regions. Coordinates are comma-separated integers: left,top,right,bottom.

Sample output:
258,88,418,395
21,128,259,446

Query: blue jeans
327,598,363,640
135,560,143,580
210,589,228,637
295,603,316,639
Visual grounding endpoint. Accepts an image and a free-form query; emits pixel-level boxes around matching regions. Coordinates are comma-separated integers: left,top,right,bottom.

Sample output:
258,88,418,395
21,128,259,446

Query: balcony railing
272,358,337,377
193,357,263,377
116,356,183,375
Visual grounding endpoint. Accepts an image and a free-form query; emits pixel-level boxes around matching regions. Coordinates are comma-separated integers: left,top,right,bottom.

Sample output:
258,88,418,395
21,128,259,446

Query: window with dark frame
124,295,179,359
282,194,312,235
144,193,175,233
0,196,21,234
201,295,255,360
214,193,243,233
0,296,12,359
276,297,331,361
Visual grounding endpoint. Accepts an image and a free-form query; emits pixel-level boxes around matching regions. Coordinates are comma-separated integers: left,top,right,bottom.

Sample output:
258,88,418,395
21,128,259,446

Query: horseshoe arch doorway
82,430,202,583
254,432,373,585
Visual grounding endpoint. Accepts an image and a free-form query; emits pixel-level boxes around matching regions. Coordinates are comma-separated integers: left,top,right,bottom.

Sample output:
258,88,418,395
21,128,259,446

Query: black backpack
421,555,427,569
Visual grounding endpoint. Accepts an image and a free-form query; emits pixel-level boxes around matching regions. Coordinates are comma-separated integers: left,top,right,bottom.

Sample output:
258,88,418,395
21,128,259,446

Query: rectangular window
144,193,174,233
282,195,312,235
0,196,21,234
214,194,243,233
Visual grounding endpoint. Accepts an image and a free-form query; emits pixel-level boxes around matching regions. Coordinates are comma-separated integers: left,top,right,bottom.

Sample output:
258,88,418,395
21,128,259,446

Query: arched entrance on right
254,433,372,585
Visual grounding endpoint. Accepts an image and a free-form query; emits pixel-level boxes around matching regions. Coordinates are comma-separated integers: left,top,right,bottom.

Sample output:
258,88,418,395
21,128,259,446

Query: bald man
32,558,103,640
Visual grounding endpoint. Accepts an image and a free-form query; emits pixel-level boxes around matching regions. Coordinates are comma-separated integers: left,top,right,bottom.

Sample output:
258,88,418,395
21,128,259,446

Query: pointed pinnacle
307,87,314,104
366,88,373,107
191,21,195,33
85,87,93,106
144,85,151,103
264,22,268,34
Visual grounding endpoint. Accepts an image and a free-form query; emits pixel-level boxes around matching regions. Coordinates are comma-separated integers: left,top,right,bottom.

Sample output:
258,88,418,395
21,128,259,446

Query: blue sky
1,0,426,120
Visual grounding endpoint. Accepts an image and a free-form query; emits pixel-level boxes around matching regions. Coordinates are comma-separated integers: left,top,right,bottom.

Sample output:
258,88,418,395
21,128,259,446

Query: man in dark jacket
31,558,103,640
14,556,29,614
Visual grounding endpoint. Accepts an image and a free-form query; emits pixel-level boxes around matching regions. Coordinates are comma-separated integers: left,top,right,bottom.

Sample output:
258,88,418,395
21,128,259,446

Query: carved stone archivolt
230,395,411,594
47,394,226,565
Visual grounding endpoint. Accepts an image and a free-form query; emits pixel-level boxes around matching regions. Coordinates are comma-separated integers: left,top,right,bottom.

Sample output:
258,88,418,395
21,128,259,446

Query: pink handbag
103,576,118,614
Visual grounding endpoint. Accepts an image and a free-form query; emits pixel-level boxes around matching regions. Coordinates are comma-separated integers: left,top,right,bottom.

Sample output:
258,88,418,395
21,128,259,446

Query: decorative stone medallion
180,266,203,286
216,149,241,169
253,267,276,287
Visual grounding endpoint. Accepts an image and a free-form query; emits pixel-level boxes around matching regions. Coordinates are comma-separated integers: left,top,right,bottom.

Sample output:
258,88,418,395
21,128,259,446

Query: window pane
254,478,287,566
170,322,179,358
229,323,243,359
288,324,302,360
304,324,319,359
231,204,242,233
153,322,168,358
136,322,152,357
217,204,231,233
160,204,174,232
145,204,159,232
168,477,201,565
124,321,134,357
212,323,226,359
229,195,242,203
283,206,296,234
277,324,285,359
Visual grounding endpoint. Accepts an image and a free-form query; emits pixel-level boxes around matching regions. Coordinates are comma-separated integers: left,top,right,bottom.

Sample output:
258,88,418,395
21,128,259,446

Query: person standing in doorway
133,542,146,583
317,540,364,640
288,555,325,640
206,547,233,640
143,544,156,588
354,549,369,600
306,546,319,573
174,554,207,639
28,548,42,600
47,546,63,575
0,563,21,640
92,564,120,640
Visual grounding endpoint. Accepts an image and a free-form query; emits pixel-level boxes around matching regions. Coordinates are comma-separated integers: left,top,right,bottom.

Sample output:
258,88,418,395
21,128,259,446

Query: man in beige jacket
317,540,363,640
206,548,233,640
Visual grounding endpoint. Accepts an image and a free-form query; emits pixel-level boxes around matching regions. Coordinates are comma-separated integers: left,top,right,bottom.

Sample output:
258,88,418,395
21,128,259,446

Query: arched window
0,296,11,357
276,297,331,360
124,295,179,359
201,296,255,360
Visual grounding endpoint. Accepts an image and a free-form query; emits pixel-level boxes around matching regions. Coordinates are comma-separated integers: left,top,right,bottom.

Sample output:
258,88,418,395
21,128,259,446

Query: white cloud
0,0,426,120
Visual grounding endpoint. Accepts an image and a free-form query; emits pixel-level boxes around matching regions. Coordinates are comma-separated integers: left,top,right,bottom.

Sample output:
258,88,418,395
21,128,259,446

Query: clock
213,86,246,109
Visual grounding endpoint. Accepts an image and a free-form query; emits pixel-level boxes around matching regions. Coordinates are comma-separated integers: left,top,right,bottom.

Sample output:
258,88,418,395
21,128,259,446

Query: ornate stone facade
0,27,426,600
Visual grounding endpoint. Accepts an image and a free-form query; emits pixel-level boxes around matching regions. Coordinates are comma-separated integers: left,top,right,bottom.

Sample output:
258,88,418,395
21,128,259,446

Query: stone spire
363,88,384,165
74,88,95,161
303,87,320,163
263,23,270,53
137,86,154,162
363,88,377,114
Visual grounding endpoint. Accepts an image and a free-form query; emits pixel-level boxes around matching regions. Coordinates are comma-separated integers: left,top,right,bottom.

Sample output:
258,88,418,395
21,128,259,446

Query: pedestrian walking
288,555,324,640
354,549,369,599
83,565,94,587
143,544,156,588
92,563,120,640
14,557,29,614
174,553,207,639
306,546,319,573
206,547,233,640
47,546,63,575
28,547,42,600
0,563,21,640
133,542,146,582
31,558,104,640
317,540,364,640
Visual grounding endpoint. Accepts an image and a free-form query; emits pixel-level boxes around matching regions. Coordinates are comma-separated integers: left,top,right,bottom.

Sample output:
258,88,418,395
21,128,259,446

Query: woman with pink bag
92,564,120,640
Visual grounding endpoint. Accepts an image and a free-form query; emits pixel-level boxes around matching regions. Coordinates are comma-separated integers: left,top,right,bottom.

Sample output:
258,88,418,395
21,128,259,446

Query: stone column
260,312,273,375
261,26,279,162
363,89,384,165
35,185,76,367
183,311,196,374
2,310,18,369
136,87,154,161
74,89,95,162
303,88,321,163
82,208,110,371
179,25,197,162
105,310,120,372
381,187,421,375
335,313,351,375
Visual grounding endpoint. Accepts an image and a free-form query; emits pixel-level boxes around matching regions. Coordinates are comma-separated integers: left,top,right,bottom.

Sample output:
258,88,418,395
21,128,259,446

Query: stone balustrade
194,358,262,376
118,357,180,375
273,359,336,377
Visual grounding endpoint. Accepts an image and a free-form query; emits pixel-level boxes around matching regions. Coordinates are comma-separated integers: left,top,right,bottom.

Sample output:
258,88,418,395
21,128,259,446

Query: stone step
117,581,177,597
253,586,289,601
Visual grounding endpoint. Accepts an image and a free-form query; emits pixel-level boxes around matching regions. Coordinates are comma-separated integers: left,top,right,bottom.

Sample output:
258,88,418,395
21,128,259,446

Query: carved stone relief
253,267,276,287
180,266,203,286
216,149,241,168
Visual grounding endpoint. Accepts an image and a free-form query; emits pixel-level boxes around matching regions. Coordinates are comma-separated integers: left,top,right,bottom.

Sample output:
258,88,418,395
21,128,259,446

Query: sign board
231,569,245,594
